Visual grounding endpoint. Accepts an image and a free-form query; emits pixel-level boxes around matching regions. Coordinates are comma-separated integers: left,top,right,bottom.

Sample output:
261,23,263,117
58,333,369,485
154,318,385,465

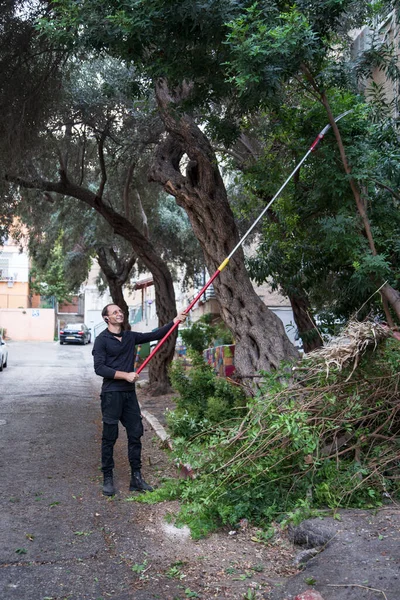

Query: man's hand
114,370,139,382
125,371,140,383
174,311,188,324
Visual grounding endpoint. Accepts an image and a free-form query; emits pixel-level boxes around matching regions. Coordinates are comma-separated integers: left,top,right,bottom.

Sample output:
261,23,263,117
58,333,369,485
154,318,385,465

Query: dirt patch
129,502,298,599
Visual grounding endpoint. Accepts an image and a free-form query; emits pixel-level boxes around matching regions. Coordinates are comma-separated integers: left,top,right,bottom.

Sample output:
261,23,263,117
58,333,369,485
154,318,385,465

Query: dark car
60,323,92,345
0,335,8,371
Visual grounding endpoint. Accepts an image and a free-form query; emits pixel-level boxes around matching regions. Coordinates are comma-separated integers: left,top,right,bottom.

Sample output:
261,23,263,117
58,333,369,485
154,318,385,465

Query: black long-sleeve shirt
92,322,174,393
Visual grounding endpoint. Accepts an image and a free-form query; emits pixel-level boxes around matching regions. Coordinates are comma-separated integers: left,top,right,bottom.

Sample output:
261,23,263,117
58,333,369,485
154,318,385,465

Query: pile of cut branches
303,320,392,375
217,324,399,507
141,322,400,536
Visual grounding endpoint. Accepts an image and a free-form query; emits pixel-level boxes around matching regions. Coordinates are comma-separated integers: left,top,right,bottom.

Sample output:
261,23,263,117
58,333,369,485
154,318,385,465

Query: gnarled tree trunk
150,82,298,376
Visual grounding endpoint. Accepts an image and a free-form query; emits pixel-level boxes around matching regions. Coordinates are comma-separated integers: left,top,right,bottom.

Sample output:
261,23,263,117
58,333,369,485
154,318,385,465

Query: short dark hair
101,304,114,319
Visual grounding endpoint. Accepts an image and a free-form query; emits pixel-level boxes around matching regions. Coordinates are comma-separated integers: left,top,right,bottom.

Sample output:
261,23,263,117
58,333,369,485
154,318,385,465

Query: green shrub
180,314,233,354
165,410,208,438
167,350,246,434
157,338,400,537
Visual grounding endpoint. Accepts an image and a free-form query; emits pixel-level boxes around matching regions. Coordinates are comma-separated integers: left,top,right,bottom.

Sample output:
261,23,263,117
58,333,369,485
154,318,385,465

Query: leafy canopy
29,238,76,304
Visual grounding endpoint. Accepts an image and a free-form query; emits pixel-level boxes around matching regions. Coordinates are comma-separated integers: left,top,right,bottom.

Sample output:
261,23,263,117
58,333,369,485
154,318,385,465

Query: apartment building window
0,258,9,280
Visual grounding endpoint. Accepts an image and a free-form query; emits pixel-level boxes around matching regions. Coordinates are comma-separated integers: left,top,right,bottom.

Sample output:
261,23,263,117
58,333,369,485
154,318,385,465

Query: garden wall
0,308,55,341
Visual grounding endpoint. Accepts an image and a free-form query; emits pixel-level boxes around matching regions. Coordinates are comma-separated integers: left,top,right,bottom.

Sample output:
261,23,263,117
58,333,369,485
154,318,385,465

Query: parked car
60,323,92,345
0,335,8,371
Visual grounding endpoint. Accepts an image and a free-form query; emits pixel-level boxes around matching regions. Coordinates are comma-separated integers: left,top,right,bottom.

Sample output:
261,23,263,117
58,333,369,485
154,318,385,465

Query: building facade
0,236,30,309
352,8,399,116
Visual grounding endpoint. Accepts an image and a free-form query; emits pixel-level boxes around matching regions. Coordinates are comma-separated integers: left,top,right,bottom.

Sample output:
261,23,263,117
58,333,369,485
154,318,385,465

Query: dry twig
327,583,388,599
303,320,391,377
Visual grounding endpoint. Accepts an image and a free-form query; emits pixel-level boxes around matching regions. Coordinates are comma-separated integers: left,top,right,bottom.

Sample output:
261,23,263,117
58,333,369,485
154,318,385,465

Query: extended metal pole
136,110,352,374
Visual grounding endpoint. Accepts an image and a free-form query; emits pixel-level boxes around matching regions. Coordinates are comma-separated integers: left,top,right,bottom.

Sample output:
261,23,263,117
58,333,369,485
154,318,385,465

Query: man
92,303,186,496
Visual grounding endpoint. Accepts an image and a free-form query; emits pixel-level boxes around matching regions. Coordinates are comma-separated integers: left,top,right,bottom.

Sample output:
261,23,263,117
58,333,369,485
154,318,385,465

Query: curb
139,404,194,478
140,407,172,448
137,379,172,446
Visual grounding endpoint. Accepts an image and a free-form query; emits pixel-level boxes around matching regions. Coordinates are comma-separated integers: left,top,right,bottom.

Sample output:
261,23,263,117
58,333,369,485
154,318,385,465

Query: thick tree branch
109,247,122,273
56,147,67,176
6,171,177,330
79,126,87,187
123,159,136,220
97,127,109,199
63,121,73,173
135,189,149,239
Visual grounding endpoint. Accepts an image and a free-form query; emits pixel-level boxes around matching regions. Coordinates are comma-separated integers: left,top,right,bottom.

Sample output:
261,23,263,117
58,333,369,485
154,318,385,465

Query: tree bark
149,81,299,376
96,247,134,330
106,277,130,326
288,292,323,353
8,173,177,393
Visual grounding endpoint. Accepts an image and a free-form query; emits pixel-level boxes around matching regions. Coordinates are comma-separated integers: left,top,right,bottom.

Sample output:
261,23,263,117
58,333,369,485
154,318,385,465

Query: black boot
129,470,153,492
102,472,115,496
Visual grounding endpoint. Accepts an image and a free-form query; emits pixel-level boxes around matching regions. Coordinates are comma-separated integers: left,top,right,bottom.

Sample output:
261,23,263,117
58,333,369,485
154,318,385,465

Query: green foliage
41,0,386,116
157,338,399,536
224,1,391,100
180,314,233,354
243,93,400,325
42,0,251,110
165,410,207,440
29,239,75,303
167,351,246,435
222,1,400,327
0,1,64,170
131,559,148,574
154,195,204,288
126,477,183,504
225,5,321,101
180,315,216,355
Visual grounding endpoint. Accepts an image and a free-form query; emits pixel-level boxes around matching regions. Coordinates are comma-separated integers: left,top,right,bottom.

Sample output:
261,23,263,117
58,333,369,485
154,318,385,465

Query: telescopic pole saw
136,110,352,375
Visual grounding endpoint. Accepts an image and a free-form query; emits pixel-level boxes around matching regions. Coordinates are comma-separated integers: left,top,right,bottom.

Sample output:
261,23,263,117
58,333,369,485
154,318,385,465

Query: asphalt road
0,341,182,600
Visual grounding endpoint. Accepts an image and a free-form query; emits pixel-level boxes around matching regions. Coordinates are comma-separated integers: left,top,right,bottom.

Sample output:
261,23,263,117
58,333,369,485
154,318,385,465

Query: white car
0,335,8,371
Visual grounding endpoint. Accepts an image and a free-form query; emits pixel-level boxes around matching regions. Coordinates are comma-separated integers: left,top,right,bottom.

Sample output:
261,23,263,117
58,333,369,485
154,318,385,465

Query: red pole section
136,320,181,375
310,133,324,151
136,262,228,374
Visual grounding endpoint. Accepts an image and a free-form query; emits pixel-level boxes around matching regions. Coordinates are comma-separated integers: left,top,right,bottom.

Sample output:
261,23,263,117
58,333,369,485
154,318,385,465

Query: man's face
106,305,124,325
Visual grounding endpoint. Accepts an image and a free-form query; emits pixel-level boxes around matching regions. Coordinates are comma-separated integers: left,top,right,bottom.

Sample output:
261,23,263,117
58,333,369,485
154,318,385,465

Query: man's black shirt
92,322,174,392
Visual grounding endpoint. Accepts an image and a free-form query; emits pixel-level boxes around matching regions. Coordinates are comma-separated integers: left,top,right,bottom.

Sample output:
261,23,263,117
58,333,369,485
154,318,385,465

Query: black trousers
100,390,144,474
